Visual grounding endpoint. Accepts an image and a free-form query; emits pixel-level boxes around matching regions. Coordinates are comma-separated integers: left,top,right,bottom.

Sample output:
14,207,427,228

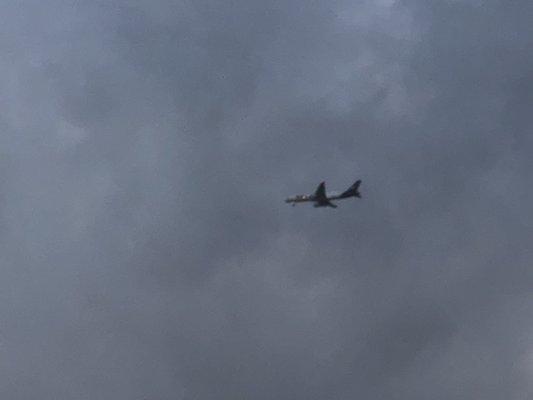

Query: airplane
285,180,362,208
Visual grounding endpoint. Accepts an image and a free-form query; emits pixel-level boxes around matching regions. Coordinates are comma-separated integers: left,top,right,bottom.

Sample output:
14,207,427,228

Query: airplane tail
340,180,361,199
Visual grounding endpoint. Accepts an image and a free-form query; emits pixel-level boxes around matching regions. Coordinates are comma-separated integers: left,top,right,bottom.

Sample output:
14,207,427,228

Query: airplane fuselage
285,194,351,207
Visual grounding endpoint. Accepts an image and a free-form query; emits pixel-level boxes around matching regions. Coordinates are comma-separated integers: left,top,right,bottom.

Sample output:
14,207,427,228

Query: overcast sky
0,1,532,399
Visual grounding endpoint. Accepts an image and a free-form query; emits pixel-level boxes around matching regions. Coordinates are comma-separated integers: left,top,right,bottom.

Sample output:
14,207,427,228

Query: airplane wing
314,181,327,201
325,200,337,208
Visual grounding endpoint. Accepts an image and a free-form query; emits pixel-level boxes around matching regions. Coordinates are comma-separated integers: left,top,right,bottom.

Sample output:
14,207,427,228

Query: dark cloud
0,0,531,399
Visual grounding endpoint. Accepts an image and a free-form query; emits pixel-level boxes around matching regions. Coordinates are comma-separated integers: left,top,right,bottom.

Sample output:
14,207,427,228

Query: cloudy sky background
0,0,532,398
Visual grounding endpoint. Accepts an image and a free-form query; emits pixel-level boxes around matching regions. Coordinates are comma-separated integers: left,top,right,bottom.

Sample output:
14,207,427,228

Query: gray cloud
0,0,531,399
